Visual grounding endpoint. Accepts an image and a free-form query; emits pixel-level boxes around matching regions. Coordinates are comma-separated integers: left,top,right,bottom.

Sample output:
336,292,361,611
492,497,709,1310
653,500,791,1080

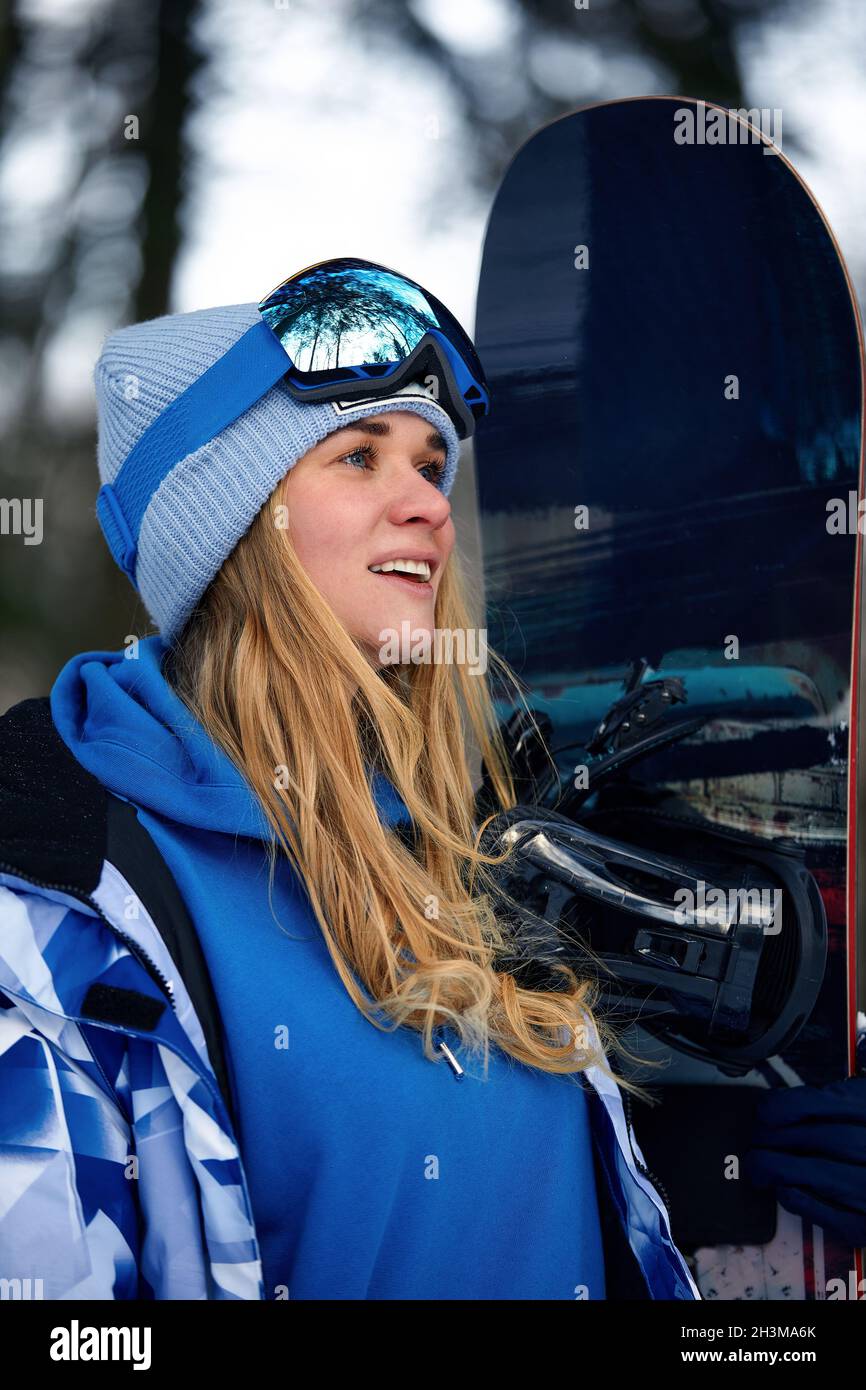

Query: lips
366,552,438,598
368,569,434,596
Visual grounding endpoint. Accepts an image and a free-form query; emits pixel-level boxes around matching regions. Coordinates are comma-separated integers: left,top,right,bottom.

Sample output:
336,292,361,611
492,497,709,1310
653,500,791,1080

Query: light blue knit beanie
93,301,462,640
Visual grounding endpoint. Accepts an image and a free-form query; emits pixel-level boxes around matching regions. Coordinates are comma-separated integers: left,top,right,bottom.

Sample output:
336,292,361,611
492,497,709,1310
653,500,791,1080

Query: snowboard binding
477,665,828,1076
476,657,707,818
479,800,827,1077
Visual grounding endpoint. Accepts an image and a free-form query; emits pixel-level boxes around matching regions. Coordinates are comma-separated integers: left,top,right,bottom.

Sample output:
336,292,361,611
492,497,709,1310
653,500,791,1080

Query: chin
364,610,436,668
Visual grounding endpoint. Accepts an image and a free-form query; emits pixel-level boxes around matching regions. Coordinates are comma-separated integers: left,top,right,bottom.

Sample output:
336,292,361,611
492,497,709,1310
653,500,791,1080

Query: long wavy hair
163,479,659,1098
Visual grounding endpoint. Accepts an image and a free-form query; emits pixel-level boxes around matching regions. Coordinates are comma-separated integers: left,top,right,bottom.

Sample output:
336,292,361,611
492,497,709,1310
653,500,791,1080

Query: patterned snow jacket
0,695,700,1300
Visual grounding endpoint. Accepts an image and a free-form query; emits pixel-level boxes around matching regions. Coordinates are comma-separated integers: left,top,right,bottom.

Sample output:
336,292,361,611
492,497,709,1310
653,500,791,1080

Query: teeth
369,559,431,580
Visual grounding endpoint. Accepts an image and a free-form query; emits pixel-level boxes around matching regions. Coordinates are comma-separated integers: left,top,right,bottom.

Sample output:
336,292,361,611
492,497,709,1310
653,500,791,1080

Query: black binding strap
0,695,237,1132
105,794,239,1132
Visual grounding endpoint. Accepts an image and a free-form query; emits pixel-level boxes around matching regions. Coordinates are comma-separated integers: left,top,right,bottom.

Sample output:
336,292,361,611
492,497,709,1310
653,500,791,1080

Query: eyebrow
327,419,448,454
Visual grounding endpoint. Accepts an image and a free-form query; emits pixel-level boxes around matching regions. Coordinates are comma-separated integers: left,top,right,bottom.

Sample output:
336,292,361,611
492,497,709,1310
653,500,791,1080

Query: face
280,410,455,665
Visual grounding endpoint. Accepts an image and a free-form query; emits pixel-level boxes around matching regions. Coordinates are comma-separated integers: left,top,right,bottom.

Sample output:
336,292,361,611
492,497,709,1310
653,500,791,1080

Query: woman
0,258,699,1300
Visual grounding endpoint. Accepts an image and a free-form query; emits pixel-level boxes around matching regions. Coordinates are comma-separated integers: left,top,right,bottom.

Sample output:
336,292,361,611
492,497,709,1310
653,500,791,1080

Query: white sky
174,0,493,332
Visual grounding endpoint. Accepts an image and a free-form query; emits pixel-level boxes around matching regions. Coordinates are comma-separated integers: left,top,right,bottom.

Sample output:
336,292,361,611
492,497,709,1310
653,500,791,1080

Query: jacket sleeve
0,985,143,1299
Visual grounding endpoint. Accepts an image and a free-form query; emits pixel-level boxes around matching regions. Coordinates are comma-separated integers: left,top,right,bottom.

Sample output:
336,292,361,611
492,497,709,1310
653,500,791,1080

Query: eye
336,441,445,485
419,459,446,485
339,442,377,470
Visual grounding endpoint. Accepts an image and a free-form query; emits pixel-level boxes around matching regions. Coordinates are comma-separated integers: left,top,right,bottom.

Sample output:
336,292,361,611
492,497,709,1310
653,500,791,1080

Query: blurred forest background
0,0,864,708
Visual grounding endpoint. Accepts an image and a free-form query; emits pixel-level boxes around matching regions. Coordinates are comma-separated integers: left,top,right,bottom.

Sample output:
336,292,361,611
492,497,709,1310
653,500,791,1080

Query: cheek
285,477,367,585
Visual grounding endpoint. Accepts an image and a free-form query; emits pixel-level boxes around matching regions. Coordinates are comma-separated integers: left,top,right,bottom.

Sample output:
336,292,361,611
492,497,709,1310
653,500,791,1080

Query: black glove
742,1076,866,1246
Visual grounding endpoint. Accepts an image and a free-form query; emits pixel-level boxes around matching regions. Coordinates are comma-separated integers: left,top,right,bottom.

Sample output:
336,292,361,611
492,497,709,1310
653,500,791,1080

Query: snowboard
473,96,865,1301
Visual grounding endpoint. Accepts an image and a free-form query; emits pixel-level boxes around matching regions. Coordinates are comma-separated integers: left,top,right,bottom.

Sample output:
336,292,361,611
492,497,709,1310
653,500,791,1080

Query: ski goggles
96,256,489,584
259,256,489,438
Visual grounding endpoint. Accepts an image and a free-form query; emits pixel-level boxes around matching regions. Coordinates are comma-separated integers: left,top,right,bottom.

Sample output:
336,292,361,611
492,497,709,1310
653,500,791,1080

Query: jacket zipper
623,1089,672,1216
0,860,176,1011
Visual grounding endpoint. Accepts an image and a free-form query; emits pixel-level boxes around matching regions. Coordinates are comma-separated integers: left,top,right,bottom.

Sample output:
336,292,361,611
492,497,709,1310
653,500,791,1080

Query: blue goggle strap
95,319,289,583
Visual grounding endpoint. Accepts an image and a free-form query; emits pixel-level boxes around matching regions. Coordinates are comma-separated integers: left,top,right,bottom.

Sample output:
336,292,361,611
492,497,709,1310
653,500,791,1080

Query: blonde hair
163,483,659,1098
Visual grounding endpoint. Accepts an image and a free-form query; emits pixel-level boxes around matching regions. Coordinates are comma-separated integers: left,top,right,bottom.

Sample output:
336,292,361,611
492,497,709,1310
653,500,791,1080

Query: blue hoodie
50,635,607,1300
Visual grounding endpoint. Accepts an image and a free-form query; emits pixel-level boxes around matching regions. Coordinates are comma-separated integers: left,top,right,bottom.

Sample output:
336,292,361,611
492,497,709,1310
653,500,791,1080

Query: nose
387,458,453,527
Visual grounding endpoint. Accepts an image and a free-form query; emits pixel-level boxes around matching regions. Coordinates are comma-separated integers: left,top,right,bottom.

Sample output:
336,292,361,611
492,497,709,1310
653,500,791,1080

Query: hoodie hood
50,634,409,838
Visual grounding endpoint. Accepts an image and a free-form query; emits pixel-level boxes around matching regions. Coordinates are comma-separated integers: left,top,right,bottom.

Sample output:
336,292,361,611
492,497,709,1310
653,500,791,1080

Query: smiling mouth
367,557,436,593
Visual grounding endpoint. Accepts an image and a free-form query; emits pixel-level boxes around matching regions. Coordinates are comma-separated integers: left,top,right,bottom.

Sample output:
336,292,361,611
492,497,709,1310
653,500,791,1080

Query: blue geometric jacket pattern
0,860,261,1298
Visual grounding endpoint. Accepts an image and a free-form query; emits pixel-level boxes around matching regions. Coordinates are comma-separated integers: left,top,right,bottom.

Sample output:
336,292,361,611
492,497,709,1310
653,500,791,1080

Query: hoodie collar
50,635,409,836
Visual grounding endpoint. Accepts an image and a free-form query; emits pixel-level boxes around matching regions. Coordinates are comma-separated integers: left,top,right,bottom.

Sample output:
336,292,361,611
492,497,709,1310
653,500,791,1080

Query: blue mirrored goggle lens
258,257,486,388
